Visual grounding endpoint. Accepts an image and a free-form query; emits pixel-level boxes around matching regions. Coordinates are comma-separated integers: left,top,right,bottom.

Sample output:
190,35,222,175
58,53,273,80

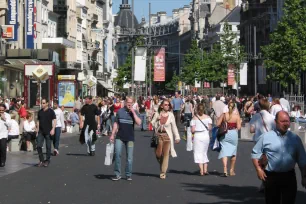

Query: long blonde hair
228,101,236,116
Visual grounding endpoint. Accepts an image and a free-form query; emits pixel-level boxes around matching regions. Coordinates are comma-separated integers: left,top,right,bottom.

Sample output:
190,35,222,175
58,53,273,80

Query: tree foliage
165,72,180,91
261,0,306,88
181,40,203,85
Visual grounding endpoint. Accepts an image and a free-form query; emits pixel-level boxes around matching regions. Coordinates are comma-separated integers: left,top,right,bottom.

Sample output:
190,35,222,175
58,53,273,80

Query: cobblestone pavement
0,129,305,204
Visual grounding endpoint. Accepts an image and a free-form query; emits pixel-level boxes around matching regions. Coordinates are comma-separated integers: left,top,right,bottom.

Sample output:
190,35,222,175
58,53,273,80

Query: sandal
221,172,228,177
160,174,166,179
204,172,210,175
230,169,236,176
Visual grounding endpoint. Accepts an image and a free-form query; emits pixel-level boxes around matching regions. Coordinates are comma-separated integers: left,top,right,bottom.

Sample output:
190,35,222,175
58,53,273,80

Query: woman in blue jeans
138,99,147,131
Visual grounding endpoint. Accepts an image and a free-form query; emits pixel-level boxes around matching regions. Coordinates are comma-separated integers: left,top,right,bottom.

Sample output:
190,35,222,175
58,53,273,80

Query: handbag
217,120,228,138
150,121,164,148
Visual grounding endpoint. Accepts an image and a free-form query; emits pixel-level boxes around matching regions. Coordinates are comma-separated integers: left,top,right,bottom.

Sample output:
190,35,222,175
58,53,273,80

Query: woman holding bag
151,99,180,179
191,104,212,176
217,101,241,177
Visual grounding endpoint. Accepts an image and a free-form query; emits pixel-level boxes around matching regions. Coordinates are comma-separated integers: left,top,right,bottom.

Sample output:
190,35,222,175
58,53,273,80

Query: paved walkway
0,128,305,204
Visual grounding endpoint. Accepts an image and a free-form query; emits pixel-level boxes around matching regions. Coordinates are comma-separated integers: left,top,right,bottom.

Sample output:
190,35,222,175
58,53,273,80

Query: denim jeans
139,113,147,130
53,127,61,150
37,132,52,162
114,139,134,177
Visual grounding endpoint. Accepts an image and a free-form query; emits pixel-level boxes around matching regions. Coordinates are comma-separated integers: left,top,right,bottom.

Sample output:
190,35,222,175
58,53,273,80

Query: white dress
190,117,212,164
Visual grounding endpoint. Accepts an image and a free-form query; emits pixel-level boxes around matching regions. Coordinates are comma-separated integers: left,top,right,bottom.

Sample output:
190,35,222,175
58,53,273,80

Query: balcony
92,14,99,24
53,5,69,13
42,37,75,49
76,8,82,20
59,61,81,70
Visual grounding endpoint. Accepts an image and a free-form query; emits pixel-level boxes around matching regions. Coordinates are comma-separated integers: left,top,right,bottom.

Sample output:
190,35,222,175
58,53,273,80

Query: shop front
0,66,24,98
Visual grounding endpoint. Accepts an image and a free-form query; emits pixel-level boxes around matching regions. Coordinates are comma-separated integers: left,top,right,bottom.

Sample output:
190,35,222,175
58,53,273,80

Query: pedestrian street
0,127,305,204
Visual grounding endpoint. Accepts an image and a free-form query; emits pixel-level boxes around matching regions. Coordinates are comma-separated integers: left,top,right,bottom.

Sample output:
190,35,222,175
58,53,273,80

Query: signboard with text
25,0,34,48
227,64,236,86
7,0,18,41
154,47,165,82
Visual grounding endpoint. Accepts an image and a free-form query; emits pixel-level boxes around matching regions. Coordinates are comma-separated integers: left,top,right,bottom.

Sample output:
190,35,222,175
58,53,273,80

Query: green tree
165,72,180,91
205,44,227,83
261,0,306,92
181,40,203,85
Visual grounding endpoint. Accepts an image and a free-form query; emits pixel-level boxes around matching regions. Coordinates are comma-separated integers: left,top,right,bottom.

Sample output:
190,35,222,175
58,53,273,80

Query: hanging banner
7,0,18,41
134,47,147,81
204,82,210,88
258,65,266,84
195,80,201,88
240,63,248,85
227,64,235,86
154,47,165,82
25,0,35,48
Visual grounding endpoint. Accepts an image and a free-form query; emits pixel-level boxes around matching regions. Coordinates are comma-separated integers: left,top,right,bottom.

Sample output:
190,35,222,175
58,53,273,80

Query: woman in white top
191,103,212,176
270,98,287,117
23,112,36,152
8,114,20,148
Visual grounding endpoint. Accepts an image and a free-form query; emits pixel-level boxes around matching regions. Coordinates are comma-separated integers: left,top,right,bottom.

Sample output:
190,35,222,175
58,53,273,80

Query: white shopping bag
104,143,114,166
66,125,73,133
186,127,193,151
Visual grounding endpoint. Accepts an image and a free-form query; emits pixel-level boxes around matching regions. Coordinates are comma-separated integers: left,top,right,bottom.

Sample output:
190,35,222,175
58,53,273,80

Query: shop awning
98,80,112,90
4,59,53,70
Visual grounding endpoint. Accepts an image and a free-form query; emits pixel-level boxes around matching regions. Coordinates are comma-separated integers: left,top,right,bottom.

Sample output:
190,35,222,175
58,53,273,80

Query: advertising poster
58,81,75,107
227,64,236,86
7,0,18,41
134,47,147,81
154,47,165,82
25,0,34,48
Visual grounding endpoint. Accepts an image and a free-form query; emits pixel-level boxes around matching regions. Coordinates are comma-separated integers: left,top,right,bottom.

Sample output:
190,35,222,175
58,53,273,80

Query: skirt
218,129,238,159
193,132,210,163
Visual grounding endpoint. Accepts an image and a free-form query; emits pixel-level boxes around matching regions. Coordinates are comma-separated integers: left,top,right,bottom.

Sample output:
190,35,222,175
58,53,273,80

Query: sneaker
111,175,121,181
43,160,50,167
54,149,59,156
126,176,132,181
35,162,44,167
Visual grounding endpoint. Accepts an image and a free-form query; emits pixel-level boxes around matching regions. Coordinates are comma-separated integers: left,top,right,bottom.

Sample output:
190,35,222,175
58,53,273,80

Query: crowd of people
1,92,306,204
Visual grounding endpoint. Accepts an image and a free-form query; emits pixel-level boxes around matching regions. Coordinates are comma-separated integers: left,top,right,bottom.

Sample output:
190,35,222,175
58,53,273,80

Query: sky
112,0,191,21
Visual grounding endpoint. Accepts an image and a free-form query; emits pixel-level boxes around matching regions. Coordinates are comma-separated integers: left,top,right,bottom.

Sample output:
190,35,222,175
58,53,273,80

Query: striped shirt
115,108,135,141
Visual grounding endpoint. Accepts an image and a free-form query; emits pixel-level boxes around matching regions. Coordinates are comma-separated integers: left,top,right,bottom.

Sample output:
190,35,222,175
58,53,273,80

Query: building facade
0,0,116,105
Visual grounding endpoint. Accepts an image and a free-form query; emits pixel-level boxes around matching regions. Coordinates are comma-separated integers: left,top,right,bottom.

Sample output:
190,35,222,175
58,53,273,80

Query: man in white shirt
53,100,65,156
280,93,290,113
212,95,226,125
0,104,11,167
250,99,276,142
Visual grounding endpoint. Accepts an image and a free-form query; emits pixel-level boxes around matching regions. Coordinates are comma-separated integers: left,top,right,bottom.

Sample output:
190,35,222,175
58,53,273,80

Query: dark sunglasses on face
164,104,170,106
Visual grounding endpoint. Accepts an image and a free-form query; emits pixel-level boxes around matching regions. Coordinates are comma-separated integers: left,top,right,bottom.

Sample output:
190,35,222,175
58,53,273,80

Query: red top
160,115,169,132
19,107,27,118
145,100,151,110
113,103,121,113
227,122,237,130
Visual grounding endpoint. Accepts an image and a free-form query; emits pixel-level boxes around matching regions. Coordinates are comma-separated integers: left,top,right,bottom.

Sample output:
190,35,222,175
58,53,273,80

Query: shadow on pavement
66,153,88,156
182,183,264,203
94,174,113,180
133,172,160,178
22,163,37,166
168,169,199,176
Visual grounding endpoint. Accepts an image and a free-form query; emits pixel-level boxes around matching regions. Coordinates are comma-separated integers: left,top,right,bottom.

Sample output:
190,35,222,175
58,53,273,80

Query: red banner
154,47,165,81
227,64,235,86
204,82,210,88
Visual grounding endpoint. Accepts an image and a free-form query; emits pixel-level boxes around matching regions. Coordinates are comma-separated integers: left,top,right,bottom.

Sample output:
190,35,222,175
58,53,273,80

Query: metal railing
284,94,305,113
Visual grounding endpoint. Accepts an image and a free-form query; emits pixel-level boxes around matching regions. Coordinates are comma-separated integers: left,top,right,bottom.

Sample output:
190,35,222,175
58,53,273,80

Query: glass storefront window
0,67,8,98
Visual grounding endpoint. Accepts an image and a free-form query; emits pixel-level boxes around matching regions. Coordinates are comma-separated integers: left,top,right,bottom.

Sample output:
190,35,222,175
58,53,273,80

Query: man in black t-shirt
36,98,56,167
79,96,100,156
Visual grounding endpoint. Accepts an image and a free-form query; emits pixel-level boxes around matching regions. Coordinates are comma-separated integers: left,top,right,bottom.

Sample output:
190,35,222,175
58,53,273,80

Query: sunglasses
42,102,46,104
163,104,170,106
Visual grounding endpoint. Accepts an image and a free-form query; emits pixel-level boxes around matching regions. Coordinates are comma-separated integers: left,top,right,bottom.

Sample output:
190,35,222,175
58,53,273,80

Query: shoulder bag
217,115,228,139
195,115,209,131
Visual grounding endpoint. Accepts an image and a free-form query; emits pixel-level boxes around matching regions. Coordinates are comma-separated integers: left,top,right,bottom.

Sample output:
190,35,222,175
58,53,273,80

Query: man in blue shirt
252,111,306,204
171,92,184,125
110,97,141,181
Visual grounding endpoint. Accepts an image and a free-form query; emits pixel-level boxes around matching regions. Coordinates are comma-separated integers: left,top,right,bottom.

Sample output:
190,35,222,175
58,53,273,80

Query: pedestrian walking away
0,104,11,167
151,99,180,179
191,103,212,176
252,111,306,204
110,97,142,181
53,100,65,156
217,101,241,177
79,95,101,156
36,98,57,167
171,92,184,125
